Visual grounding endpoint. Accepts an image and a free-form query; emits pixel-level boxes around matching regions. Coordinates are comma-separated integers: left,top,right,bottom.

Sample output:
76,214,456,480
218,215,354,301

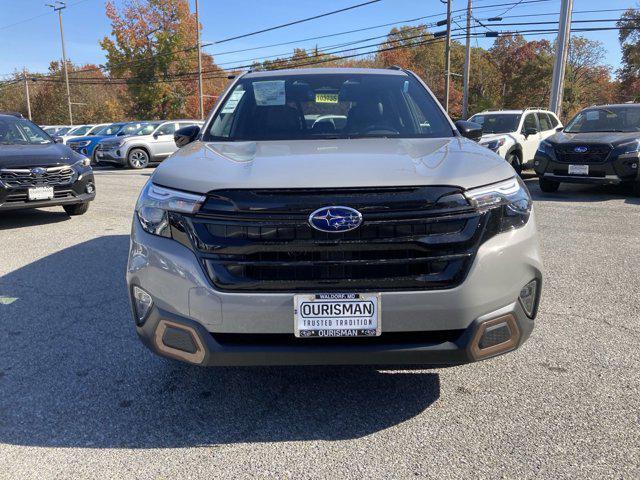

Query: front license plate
568,164,589,175
294,293,381,338
28,186,54,201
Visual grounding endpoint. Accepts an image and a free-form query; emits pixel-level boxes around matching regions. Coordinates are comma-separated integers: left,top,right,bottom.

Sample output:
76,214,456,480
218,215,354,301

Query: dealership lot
0,170,638,479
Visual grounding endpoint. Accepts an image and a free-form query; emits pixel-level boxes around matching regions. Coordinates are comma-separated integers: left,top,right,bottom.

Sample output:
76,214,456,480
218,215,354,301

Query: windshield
55,127,71,135
0,117,52,145
95,123,124,136
131,123,159,136
67,125,93,136
117,123,142,136
469,113,521,134
565,106,640,133
204,73,453,141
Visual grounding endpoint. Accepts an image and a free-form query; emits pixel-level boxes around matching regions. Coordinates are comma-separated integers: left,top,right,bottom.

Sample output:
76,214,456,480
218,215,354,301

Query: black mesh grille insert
553,144,612,164
174,187,492,292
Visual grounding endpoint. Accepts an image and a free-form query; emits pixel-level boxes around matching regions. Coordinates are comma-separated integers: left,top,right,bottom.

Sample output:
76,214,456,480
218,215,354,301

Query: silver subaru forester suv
127,68,542,367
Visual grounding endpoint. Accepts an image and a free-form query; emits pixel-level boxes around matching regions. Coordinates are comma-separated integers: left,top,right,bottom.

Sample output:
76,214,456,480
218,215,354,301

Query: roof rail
387,65,404,70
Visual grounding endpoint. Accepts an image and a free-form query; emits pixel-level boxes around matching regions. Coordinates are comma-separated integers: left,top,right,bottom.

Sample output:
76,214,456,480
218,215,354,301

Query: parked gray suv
127,68,542,367
96,120,202,169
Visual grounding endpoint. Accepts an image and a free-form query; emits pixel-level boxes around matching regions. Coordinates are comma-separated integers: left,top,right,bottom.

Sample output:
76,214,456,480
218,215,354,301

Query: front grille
554,144,612,163
172,187,495,292
0,166,75,188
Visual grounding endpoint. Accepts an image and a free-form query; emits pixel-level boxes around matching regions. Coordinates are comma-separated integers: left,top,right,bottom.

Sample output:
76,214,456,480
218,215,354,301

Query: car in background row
95,119,203,169
0,114,95,214
43,125,73,136
534,103,640,195
55,124,112,145
42,126,66,135
68,121,148,163
469,109,562,174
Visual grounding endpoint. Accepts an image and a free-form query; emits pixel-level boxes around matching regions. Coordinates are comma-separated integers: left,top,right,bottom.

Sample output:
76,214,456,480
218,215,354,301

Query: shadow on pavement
0,209,71,230
0,235,440,448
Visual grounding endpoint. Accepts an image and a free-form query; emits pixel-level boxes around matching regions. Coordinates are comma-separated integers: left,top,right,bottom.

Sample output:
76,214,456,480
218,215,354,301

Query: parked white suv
469,109,562,173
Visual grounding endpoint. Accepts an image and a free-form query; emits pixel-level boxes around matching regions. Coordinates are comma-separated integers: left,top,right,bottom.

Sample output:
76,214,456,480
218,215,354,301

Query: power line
0,0,549,81
30,24,640,86
211,0,382,45
0,0,92,30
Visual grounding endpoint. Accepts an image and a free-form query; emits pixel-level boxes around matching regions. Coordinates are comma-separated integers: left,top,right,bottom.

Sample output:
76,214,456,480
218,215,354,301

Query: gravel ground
0,169,638,479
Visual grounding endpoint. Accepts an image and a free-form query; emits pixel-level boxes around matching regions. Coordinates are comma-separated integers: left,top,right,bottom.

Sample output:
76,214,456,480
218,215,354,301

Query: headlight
617,140,640,155
481,137,506,152
537,140,555,157
74,140,92,147
465,176,532,231
73,157,91,168
135,182,205,237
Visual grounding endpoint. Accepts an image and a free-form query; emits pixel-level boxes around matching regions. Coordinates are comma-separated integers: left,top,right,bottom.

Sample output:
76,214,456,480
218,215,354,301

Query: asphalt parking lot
0,169,638,479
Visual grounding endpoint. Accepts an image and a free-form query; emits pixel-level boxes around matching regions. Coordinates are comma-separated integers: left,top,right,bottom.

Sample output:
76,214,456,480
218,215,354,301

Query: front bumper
134,301,534,367
126,210,543,367
95,147,126,164
534,152,640,184
0,170,96,211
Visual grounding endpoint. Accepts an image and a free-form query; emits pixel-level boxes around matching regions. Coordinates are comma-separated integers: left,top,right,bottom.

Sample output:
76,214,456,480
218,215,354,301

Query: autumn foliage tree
101,0,226,119
618,7,640,101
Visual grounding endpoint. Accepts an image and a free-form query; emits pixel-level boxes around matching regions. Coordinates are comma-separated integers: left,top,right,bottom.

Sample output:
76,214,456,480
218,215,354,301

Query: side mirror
53,136,63,144
523,127,538,137
455,120,483,142
555,126,564,132
174,125,201,148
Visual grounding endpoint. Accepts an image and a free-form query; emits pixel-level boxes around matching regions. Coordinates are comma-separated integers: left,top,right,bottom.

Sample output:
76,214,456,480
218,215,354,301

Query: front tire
539,177,560,193
507,151,523,175
633,181,640,197
63,202,90,216
127,148,150,169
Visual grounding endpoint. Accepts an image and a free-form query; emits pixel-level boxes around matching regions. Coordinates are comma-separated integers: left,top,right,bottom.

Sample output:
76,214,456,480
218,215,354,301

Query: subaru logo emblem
574,146,588,153
31,167,46,175
308,206,363,233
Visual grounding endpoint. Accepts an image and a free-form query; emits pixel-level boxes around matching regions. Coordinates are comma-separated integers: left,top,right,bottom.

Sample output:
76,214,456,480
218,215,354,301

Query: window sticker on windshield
221,89,245,114
585,110,599,121
315,93,339,103
253,80,286,106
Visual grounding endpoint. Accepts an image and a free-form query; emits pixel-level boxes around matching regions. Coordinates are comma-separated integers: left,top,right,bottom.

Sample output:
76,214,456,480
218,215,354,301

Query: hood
479,133,515,144
68,134,112,143
151,137,515,194
0,143,80,168
549,131,640,147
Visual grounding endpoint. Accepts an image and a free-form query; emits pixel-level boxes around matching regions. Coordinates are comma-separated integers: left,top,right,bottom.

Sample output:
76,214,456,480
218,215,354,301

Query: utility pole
23,68,32,121
462,0,472,119
47,1,73,125
194,0,204,120
549,0,573,117
442,0,452,113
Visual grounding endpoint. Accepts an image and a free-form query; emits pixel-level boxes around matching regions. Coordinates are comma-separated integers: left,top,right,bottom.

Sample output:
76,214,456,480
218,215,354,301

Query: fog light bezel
470,314,520,360
518,279,540,318
154,319,206,364
132,285,153,326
